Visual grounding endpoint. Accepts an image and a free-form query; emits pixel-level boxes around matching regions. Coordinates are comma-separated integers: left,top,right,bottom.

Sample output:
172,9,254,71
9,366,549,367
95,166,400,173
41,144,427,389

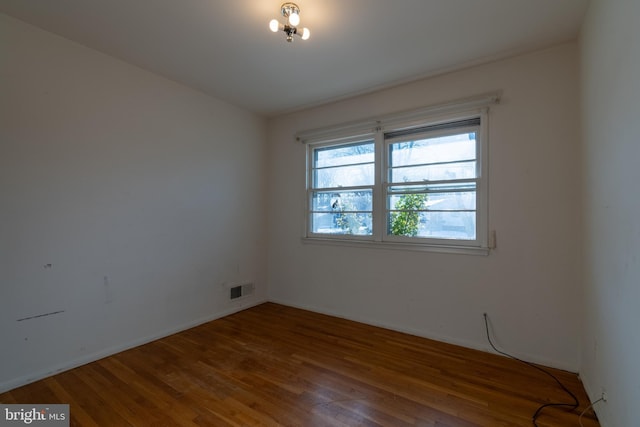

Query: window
302,95,496,254
309,140,375,236
385,118,481,244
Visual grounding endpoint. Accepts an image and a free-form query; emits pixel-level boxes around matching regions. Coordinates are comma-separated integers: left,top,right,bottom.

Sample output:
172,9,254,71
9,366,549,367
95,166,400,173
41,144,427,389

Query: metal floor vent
230,283,254,300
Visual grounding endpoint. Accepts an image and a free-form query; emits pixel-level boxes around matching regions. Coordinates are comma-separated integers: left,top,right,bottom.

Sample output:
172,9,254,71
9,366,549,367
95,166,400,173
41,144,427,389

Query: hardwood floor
1,303,600,426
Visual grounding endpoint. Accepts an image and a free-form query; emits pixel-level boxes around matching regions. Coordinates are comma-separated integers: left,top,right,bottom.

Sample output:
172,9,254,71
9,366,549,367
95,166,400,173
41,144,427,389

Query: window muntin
305,112,488,251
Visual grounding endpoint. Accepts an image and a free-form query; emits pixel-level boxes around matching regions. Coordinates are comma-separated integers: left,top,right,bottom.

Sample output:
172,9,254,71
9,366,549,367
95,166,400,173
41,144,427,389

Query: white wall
0,14,267,391
267,43,582,371
580,1,640,426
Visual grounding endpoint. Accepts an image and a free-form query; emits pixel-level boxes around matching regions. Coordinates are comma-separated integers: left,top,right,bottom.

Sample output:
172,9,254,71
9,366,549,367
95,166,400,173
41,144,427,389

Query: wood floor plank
1,303,600,426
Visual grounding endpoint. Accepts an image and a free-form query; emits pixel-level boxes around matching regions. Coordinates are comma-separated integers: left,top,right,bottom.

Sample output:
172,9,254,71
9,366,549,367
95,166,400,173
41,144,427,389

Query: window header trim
296,92,500,144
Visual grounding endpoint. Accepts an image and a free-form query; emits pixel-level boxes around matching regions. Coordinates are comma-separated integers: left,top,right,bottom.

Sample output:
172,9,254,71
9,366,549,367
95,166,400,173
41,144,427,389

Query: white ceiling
1,0,590,116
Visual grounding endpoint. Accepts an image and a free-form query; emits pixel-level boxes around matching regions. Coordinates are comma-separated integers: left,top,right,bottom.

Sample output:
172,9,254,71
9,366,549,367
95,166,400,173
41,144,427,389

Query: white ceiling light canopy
269,2,310,43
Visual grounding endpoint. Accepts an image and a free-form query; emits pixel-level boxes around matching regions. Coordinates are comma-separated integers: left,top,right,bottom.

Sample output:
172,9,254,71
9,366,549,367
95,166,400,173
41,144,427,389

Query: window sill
301,237,490,256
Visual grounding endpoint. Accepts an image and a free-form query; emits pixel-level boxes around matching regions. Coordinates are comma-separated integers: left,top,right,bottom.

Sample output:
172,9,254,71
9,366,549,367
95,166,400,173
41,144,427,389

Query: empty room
1,1,638,426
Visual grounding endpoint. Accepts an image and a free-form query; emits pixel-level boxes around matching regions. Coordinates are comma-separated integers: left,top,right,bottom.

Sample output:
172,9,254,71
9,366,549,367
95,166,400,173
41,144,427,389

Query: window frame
382,115,486,248
300,94,497,255
306,136,377,241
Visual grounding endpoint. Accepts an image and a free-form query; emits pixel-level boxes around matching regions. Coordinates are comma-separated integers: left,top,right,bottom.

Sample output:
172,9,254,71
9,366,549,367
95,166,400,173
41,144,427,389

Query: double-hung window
309,138,376,237
304,96,495,254
385,118,482,244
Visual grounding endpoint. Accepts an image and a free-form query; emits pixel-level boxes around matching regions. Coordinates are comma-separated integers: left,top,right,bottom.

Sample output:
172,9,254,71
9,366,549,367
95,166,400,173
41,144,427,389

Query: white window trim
296,92,500,144
305,135,377,242
300,93,500,255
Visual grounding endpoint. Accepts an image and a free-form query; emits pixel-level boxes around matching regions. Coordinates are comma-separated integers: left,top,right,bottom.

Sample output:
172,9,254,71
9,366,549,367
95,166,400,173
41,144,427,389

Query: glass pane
390,161,476,182
388,191,476,211
314,163,374,188
387,193,429,237
314,141,374,168
388,211,476,240
311,212,372,235
420,211,476,240
389,132,476,167
312,190,373,212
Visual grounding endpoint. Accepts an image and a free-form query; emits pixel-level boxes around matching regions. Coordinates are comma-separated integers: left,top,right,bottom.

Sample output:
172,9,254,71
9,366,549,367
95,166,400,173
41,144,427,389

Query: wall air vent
229,283,254,300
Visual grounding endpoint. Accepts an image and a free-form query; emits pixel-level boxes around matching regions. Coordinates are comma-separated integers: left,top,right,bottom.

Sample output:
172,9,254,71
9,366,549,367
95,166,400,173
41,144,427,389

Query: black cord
483,313,579,426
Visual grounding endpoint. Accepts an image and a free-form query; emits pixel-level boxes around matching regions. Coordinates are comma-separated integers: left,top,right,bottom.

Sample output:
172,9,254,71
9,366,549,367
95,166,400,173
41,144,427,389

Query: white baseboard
2,297,578,394
268,297,578,373
0,298,267,394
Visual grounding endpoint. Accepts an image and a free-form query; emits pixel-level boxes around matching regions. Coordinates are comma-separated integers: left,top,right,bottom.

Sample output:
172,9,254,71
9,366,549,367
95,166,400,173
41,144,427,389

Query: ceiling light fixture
269,2,310,43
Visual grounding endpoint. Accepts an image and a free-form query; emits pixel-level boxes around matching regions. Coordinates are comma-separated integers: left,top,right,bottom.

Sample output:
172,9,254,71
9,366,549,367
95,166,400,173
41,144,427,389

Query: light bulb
288,11,300,26
269,19,279,33
301,27,310,40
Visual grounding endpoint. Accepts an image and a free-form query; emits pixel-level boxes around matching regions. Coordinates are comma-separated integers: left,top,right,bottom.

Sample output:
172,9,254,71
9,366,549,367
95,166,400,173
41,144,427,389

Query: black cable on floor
483,313,579,426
